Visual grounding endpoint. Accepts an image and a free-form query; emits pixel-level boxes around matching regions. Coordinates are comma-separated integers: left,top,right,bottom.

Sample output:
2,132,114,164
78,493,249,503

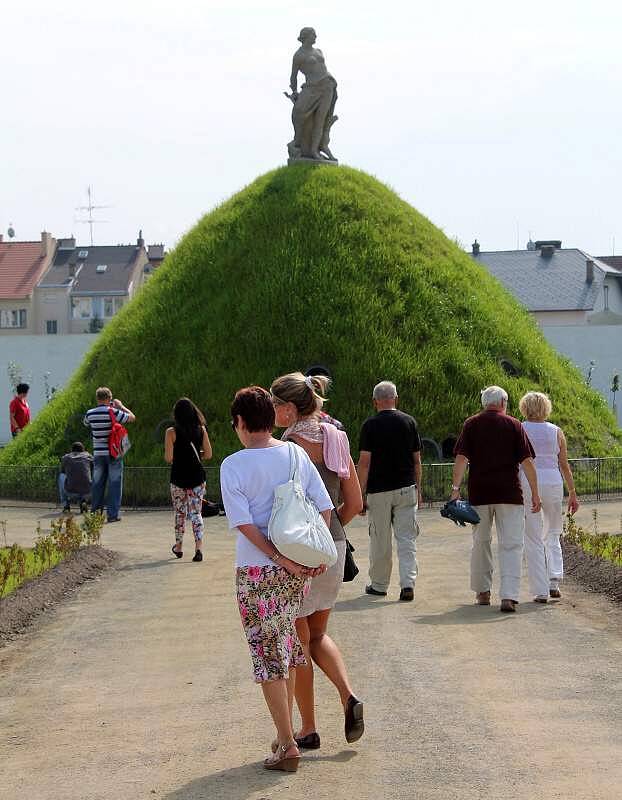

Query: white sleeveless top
521,421,562,485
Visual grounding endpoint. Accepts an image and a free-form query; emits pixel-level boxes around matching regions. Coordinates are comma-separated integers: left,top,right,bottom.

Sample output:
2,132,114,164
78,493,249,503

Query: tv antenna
75,186,111,245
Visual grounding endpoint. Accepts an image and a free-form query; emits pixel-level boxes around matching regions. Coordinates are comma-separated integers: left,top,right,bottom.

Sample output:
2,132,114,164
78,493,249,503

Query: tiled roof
598,256,622,272
0,242,48,299
473,248,619,312
41,244,143,293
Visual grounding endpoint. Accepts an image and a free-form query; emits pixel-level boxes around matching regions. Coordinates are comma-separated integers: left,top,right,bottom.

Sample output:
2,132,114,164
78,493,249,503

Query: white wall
542,325,622,425
0,334,96,443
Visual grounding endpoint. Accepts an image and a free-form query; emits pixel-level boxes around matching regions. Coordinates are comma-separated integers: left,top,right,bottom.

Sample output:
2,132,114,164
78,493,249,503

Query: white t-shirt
220,442,333,568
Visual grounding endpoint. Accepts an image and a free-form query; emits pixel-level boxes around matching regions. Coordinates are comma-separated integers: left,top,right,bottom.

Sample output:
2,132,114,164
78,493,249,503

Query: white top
220,442,333,567
521,421,562,485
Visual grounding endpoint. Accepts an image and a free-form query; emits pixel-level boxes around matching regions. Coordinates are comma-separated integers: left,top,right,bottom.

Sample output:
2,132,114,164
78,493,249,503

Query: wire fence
1,458,622,508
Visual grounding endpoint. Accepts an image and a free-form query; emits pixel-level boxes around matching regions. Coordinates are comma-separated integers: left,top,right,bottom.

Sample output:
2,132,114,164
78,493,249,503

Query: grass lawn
2,164,620,478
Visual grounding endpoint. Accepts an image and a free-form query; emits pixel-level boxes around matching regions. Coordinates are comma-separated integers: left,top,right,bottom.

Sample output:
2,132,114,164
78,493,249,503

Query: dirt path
1,505,621,800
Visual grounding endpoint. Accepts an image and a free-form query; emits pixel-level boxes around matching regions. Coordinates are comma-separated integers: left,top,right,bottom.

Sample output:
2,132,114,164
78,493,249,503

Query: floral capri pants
170,483,205,545
236,565,310,683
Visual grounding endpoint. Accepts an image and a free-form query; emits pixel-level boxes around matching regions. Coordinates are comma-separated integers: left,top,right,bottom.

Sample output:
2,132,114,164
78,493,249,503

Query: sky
1,0,621,255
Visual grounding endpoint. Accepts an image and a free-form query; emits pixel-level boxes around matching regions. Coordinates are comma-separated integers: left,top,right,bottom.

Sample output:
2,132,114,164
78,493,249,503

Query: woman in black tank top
164,398,212,562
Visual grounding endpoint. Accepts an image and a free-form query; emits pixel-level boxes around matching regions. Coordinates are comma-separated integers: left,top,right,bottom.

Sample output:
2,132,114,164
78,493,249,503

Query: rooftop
0,236,54,300
472,246,620,312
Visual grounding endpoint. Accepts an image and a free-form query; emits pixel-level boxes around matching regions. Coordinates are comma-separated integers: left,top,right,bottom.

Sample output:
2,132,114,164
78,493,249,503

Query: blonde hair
270,371,329,417
519,391,552,421
96,386,112,402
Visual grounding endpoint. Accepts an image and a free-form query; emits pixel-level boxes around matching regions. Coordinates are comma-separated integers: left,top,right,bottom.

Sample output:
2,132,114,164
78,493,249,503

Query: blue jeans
91,456,124,520
58,473,90,507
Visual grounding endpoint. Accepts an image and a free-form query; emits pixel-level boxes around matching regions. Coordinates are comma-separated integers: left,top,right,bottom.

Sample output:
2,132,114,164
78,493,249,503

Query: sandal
171,545,183,559
264,741,300,772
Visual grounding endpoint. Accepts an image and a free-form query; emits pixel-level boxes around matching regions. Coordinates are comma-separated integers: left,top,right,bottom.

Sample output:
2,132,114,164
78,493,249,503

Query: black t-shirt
359,410,422,494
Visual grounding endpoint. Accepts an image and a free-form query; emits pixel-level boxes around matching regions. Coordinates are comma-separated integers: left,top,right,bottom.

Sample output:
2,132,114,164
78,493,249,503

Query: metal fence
2,458,622,508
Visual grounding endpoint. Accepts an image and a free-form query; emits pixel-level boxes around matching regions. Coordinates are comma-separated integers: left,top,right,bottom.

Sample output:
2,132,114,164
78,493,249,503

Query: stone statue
285,27,338,164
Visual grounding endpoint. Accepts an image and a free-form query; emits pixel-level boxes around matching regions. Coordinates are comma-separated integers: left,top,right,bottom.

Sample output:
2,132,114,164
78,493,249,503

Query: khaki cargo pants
367,484,419,593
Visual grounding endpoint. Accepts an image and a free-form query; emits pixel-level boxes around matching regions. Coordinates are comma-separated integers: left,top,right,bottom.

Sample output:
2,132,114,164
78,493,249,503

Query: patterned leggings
170,483,205,545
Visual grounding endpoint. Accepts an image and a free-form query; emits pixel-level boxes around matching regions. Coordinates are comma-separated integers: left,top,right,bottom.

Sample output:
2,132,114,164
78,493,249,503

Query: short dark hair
16,383,29,395
231,386,275,433
304,364,332,379
71,441,85,452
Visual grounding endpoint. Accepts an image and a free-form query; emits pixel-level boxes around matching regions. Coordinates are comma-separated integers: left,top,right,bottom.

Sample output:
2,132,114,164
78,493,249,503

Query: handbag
268,442,338,568
343,538,359,582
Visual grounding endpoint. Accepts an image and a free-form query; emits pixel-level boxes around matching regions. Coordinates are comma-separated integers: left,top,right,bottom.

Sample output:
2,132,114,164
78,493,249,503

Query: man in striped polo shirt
84,387,136,523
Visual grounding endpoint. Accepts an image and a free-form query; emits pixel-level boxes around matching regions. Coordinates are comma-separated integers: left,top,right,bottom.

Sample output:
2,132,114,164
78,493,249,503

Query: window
0,308,27,328
71,297,92,319
103,296,124,318
46,320,58,334
604,285,610,311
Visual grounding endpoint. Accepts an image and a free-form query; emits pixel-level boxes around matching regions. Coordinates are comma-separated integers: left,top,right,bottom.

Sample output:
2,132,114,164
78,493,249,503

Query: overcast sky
2,0,621,255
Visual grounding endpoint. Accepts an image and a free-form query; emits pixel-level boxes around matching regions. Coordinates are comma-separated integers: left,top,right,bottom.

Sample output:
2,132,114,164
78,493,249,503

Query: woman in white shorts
519,392,579,602
271,371,365,750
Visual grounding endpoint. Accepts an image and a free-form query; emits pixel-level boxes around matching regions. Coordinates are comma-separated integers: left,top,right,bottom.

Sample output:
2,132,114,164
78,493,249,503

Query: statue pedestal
287,156,338,167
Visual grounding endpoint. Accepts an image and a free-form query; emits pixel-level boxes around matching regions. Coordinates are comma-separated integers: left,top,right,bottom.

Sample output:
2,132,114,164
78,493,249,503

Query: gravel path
0,505,621,800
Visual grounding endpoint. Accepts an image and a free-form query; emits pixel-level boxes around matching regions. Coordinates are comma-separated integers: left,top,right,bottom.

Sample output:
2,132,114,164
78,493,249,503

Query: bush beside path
0,505,621,799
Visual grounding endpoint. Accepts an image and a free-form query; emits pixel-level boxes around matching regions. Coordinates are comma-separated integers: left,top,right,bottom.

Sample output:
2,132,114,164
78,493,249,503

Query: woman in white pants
519,392,579,602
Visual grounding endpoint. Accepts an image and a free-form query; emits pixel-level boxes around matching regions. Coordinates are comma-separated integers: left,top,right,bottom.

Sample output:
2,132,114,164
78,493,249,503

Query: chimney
540,245,555,258
137,229,145,248
40,231,53,259
472,239,480,256
586,259,595,283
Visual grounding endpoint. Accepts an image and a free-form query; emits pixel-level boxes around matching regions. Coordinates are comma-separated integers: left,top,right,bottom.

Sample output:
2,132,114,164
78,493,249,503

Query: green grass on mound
2,165,620,468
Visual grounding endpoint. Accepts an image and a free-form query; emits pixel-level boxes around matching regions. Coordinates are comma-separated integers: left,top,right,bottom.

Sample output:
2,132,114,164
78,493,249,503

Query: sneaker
79,500,88,514
534,596,548,604
399,587,415,602
62,504,71,513
192,550,203,562
106,517,121,523
549,588,562,599
500,599,517,613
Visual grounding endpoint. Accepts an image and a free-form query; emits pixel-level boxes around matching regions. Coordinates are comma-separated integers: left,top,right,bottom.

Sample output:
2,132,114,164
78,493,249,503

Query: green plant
563,512,622,566
33,523,58,572
81,510,105,546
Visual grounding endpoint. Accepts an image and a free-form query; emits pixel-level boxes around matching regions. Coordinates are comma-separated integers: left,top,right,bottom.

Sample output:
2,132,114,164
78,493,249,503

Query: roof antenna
75,186,112,245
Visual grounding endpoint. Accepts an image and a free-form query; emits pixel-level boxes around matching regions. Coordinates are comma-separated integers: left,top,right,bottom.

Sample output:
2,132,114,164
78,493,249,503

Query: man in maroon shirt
9,383,31,438
450,386,541,613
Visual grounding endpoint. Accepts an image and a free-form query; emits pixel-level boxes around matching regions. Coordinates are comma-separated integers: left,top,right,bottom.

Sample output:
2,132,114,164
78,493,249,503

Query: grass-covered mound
2,165,621,467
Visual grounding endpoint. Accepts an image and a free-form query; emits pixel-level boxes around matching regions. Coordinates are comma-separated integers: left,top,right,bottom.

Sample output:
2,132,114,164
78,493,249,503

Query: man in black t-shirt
357,381,422,601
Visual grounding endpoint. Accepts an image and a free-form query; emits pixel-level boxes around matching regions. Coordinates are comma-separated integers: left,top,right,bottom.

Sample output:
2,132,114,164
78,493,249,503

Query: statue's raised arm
285,28,338,164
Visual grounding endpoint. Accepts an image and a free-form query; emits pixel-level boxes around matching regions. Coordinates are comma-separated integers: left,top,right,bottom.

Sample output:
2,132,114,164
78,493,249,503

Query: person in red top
450,386,541,613
9,383,30,438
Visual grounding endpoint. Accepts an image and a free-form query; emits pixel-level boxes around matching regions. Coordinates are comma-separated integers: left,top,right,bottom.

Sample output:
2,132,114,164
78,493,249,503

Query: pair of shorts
299,540,347,617
236,565,309,683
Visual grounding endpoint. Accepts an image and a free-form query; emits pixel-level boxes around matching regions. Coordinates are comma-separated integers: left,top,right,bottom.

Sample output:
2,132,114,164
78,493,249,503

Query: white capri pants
520,477,564,597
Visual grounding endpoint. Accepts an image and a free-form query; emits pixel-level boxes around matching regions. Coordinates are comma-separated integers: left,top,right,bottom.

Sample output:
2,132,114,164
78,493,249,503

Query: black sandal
172,545,183,559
